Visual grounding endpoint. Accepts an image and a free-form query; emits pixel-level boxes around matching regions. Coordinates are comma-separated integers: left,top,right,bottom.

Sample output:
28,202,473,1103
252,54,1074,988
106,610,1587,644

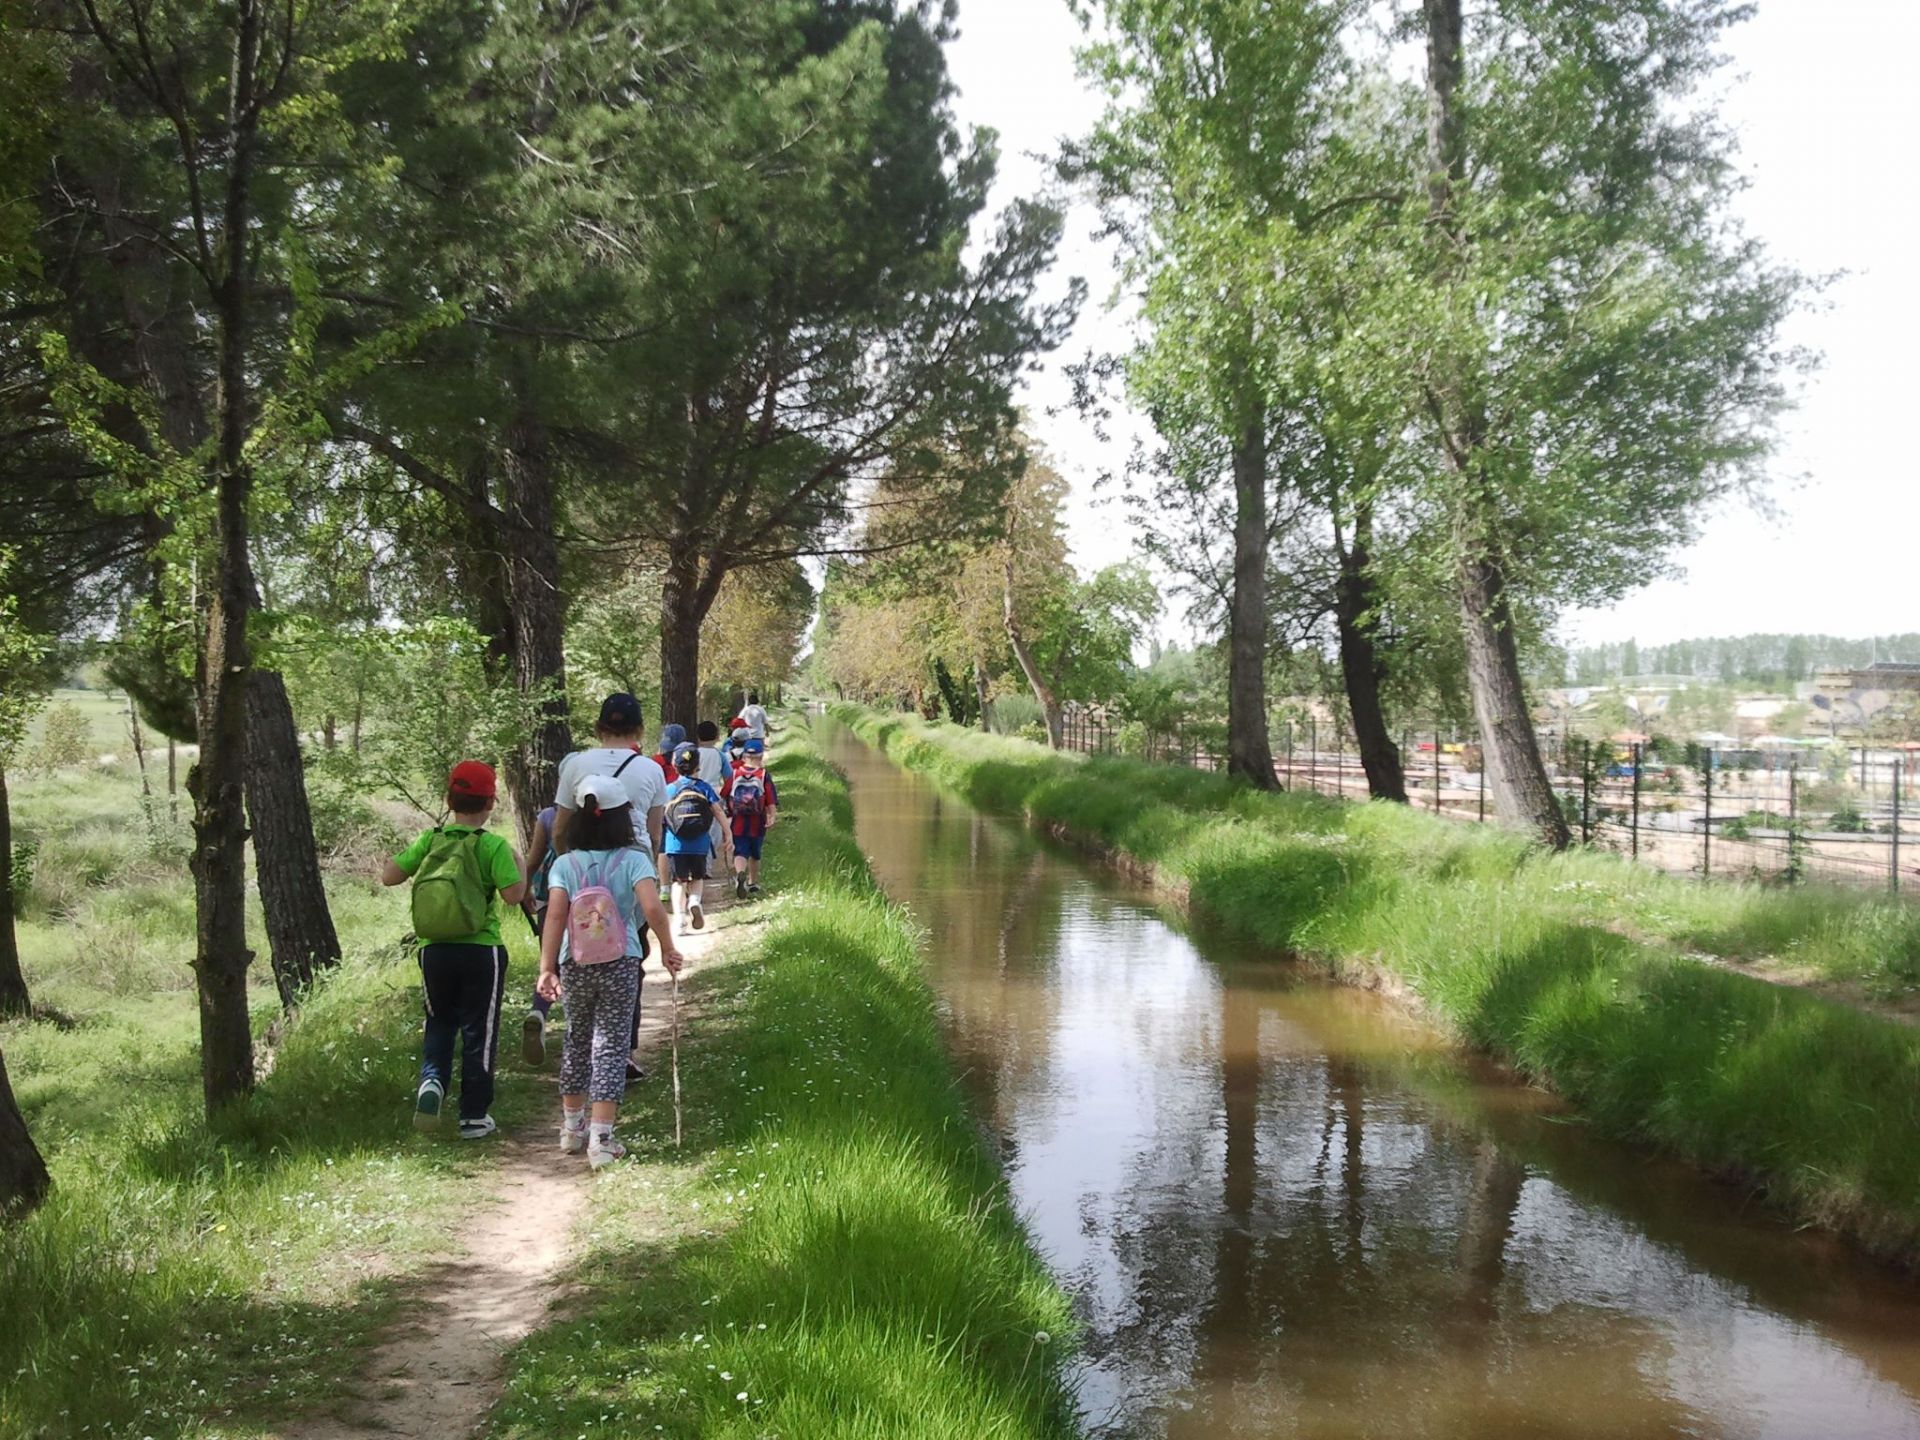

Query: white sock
562,1106,585,1132
589,1121,614,1144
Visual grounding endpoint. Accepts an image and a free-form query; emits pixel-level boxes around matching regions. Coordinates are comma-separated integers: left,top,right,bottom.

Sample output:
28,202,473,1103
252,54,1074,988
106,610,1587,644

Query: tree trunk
245,670,341,1008
1333,501,1407,803
0,1047,48,1217
1226,409,1279,788
973,660,991,732
190,0,267,1114
498,406,572,854
0,765,30,1019
659,546,703,735
1458,548,1567,845
1003,556,1063,748
1423,0,1568,848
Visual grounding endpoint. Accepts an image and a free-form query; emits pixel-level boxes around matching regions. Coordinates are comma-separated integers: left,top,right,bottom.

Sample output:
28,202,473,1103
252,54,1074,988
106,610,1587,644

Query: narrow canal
817,717,1920,1440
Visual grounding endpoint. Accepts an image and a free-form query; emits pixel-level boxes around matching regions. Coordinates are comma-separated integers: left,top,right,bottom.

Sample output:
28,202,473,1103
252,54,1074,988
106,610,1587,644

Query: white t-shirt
553,746,666,854
695,745,726,788
741,703,769,738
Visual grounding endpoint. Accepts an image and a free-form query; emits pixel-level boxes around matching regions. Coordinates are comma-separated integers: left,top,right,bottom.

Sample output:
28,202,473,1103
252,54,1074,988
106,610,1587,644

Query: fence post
1787,759,1801,885
1284,722,1293,789
1703,750,1713,878
1894,758,1903,895
1335,725,1343,797
1477,738,1486,822
1579,739,1592,845
1309,717,1317,794
1631,741,1642,860
1432,734,1441,812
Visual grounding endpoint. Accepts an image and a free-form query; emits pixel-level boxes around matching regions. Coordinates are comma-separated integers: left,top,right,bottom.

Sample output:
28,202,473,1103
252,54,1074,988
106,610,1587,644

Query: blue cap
744,737,765,754
660,723,686,751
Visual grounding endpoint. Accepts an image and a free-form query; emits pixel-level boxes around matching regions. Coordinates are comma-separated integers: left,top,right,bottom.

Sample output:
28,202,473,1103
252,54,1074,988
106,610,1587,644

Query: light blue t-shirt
548,847,655,962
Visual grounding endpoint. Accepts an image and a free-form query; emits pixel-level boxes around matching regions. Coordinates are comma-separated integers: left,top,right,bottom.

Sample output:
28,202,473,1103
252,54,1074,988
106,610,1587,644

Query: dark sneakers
734,872,748,900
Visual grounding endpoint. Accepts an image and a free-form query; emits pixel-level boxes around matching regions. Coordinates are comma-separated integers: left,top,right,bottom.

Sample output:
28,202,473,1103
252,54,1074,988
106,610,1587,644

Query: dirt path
278,886,754,1440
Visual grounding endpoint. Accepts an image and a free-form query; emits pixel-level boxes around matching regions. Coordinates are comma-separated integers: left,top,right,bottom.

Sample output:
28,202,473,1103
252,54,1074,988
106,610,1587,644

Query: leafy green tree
24,0,437,1107
1404,0,1804,847
1074,0,1365,789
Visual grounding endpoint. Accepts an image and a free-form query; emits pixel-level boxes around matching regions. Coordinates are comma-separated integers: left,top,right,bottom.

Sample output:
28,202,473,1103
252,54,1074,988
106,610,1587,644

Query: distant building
1809,663,1920,733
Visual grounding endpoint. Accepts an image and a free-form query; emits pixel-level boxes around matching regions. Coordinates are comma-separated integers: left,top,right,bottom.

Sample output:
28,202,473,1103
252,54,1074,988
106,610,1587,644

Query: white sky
942,0,1920,649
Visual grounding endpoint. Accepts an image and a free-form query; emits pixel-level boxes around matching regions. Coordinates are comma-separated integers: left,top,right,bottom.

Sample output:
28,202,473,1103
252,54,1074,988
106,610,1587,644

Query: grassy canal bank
835,704,1920,1264
486,728,1077,1439
2,729,1075,1438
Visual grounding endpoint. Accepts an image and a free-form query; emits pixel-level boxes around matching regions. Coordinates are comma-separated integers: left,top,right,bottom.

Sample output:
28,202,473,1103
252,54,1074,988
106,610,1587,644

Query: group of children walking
380,691,778,1167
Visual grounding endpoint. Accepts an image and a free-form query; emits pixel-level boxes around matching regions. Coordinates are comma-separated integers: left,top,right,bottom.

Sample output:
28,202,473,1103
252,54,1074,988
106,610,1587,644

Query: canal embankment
486,728,1078,1439
834,704,1920,1266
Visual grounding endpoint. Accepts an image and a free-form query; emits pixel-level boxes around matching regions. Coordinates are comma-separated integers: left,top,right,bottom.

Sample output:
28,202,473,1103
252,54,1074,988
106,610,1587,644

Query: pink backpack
566,854,630,965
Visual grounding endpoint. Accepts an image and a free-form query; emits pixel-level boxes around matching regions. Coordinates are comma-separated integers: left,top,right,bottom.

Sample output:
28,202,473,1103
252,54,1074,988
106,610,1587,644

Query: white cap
575,773,630,811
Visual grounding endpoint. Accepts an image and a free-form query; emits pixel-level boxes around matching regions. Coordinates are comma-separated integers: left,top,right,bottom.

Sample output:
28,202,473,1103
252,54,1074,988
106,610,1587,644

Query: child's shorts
669,853,709,881
732,833,764,861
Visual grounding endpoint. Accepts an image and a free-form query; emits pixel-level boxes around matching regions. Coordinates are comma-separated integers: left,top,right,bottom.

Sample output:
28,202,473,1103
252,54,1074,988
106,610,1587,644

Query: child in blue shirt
663,745,725,932
536,772,683,1168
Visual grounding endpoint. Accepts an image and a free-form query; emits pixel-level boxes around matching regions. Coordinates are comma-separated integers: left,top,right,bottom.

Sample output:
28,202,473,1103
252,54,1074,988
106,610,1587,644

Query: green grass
1,761,552,1440
836,704,1920,1261
487,727,1077,1440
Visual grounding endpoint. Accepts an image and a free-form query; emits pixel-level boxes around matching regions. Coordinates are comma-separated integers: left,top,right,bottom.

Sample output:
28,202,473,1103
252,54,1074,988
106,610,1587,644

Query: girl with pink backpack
535,773,684,1168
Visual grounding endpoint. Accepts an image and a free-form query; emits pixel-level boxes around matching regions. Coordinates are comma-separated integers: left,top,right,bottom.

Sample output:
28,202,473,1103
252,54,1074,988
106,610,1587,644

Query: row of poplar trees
1074,0,1802,844
0,0,1071,1213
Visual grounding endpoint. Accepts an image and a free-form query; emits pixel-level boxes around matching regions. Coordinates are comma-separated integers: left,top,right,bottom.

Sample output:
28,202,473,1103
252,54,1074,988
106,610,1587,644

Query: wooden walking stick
671,966,683,1147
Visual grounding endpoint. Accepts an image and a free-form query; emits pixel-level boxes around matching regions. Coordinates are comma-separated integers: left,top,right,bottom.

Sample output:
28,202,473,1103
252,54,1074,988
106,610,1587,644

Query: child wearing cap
537,771,683,1168
663,745,726,932
381,761,527,1139
540,693,669,1077
724,737,777,899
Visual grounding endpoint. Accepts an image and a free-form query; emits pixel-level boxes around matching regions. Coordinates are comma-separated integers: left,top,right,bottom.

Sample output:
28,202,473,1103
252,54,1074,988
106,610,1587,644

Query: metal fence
1055,704,1917,893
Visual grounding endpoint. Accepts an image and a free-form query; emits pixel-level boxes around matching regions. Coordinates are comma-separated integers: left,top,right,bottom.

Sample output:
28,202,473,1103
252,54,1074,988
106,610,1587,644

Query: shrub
1830,804,1868,834
22,701,94,774
9,835,36,902
986,693,1044,737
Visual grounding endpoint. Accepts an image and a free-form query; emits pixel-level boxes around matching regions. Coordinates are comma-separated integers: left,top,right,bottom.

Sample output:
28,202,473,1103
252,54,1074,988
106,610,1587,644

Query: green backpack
410,828,491,941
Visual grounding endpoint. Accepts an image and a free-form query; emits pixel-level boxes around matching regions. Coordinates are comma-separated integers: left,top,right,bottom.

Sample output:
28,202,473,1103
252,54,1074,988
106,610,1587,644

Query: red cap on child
447,760,497,799
729,716,747,730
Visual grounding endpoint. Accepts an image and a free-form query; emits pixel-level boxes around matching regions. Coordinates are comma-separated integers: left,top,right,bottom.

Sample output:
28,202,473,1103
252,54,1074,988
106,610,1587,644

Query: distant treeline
1567,635,1920,689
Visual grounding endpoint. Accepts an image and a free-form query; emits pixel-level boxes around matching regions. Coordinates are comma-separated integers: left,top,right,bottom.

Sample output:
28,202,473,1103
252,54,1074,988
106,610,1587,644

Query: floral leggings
558,955,641,1104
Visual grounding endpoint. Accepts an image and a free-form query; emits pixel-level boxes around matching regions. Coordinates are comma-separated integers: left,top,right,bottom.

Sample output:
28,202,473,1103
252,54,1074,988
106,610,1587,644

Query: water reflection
822,720,1920,1440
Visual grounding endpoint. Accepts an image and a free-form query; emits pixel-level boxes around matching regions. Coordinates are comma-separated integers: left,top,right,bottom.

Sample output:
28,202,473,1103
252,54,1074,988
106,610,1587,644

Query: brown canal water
817,717,1920,1440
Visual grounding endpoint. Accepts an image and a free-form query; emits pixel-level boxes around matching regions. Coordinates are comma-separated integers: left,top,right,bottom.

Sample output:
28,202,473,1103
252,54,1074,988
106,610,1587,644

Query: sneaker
560,1120,587,1154
735,873,748,900
588,1135,627,1170
689,901,705,931
413,1078,444,1131
626,1060,648,1084
521,1011,546,1067
459,1115,498,1140
748,882,763,898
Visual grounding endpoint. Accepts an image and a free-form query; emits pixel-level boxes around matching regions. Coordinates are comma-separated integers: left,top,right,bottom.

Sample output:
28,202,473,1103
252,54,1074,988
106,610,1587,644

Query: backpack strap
612,751,641,779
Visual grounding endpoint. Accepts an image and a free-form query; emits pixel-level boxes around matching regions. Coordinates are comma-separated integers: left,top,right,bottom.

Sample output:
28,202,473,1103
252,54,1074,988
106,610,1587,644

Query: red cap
447,760,497,800
729,716,747,729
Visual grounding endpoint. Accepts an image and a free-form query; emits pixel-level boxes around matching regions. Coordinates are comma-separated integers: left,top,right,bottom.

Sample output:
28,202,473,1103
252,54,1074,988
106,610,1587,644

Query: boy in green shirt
381,760,527,1138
